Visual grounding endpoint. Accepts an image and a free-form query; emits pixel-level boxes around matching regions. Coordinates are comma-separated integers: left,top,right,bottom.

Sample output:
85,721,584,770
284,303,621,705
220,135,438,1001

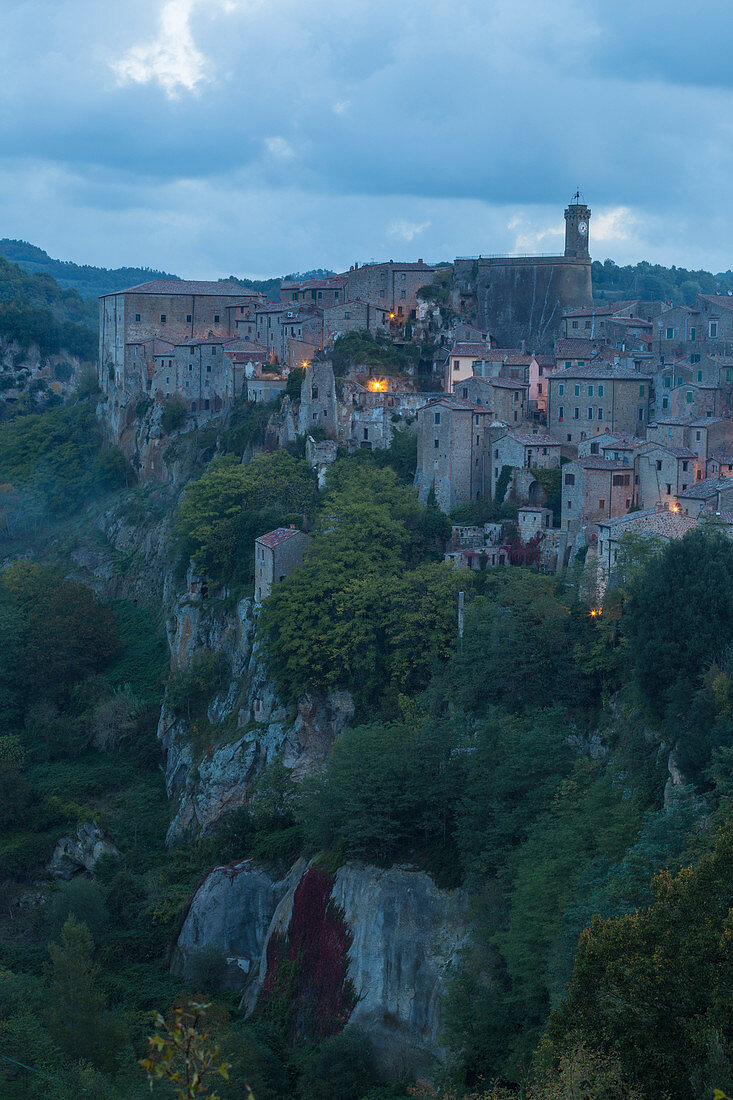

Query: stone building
345,260,435,321
518,506,553,540
457,375,528,424
636,442,701,510
254,527,310,604
561,301,640,338
675,477,733,518
322,299,391,343
561,456,635,532
453,197,593,352
415,395,494,512
596,507,698,591
99,279,247,439
298,359,338,438
489,428,561,500
546,362,651,449
669,381,721,420
280,275,347,308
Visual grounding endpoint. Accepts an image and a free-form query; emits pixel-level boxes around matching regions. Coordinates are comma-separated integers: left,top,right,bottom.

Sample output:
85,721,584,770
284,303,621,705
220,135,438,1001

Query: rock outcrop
160,585,354,844
171,858,306,989
173,857,470,1076
47,822,120,880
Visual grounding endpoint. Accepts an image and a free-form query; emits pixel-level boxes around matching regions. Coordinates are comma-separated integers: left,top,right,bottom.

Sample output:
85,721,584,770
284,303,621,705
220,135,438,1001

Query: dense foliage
332,331,420,376
175,450,318,588
591,257,733,305
0,397,128,518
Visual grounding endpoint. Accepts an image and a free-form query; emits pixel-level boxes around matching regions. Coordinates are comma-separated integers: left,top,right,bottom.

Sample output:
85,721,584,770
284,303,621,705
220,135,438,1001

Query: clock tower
564,192,591,260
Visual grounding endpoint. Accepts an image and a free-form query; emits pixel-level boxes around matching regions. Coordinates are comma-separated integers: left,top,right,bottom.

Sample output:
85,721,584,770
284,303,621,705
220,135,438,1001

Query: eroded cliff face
159,584,354,844
174,857,470,1076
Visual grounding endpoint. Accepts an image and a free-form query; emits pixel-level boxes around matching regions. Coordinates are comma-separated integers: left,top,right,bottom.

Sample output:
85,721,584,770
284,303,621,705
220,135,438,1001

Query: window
398,307,403,316
682,460,688,472
190,347,195,355
401,290,406,299
475,415,479,424
363,428,369,440
564,472,575,485
664,376,671,387
597,407,604,420
565,361,571,369
638,408,645,420
453,360,460,372
186,314,192,323
574,384,580,396
728,370,733,383
585,320,591,329
312,386,318,399
434,438,439,448
558,383,565,396
588,385,594,397
690,327,696,340
710,322,718,338
558,405,564,420
380,290,386,297
639,384,645,396
698,370,703,382
656,460,662,471
160,313,166,323
206,363,212,373
612,474,631,486
538,383,543,394
572,320,578,329
566,499,572,509
599,499,605,510
317,291,322,300
686,391,693,404
598,384,604,397
573,407,580,419
344,311,351,319
662,397,669,409
462,388,468,398
434,412,441,424
666,483,671,495
135,313,141,322
476,436,480,446
666,327,674,339
682,483,688,491
587,407,593,419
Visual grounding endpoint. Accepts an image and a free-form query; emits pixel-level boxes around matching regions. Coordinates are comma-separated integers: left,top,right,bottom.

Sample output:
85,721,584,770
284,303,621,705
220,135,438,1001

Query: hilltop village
99,196,733,593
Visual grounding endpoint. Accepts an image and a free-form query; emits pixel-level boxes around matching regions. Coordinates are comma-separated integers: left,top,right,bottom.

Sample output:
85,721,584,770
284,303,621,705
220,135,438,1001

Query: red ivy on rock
257,866,357,1042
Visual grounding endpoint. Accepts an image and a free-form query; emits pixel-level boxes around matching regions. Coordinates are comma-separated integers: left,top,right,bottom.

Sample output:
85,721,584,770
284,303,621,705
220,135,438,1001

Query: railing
455,253,565,260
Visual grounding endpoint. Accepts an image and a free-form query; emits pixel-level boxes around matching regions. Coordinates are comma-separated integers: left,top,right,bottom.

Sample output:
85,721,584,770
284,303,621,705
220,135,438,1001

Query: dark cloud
0,0,730,275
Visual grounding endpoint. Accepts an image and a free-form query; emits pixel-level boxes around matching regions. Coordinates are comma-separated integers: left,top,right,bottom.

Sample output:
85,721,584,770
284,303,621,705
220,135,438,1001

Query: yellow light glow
367,378,386,392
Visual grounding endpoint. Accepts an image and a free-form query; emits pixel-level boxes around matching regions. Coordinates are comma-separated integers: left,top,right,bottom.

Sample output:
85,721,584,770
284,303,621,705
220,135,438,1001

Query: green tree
543,822,733,1100
46,916,114,1069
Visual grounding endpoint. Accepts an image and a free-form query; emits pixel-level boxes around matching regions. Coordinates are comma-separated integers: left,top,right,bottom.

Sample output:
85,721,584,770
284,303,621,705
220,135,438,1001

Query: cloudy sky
2,0,732,278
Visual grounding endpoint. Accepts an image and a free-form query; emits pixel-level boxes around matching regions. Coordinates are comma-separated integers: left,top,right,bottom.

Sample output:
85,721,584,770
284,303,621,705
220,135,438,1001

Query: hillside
592,257,733,304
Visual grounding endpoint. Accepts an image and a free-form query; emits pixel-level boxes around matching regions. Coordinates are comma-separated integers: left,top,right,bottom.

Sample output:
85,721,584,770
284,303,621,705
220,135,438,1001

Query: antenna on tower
571,188,584,204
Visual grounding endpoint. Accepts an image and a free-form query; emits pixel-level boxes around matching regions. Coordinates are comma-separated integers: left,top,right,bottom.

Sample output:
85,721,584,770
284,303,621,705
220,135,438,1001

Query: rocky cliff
173,856,470,1076
159,582,354,844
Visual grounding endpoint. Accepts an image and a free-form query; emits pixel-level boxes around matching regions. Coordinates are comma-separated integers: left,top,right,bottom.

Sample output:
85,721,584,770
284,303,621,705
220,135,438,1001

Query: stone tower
564,193,591,260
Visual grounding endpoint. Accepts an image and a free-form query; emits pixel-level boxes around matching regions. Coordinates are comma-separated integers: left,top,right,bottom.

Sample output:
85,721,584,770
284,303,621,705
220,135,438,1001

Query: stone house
251,303,324,364
445,545,509,570
280,275,347,308
488,428,561,501
530,354,556,414
488,378,529,424
345,260,435,321
445,342,497,392
322,299,391,343
254,527,310,604
695,294,733,345
151,336,251,413
561,301,640,339
669,381,720,420
339,378,423,452
577,430,640,464
518,506,553,540
636,442,701,510
561,456,634,532
675,477,733,518
546,362,651,449
415,396,494,512
596,506,698,592
298,359,338,438
647,416,733,470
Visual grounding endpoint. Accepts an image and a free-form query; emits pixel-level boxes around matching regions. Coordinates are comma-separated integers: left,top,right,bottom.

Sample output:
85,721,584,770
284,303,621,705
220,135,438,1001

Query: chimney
521,339,526,355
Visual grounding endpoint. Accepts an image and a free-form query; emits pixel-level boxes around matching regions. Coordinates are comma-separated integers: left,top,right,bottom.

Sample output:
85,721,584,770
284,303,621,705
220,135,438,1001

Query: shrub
161,395,186,434
298,1028,377,1100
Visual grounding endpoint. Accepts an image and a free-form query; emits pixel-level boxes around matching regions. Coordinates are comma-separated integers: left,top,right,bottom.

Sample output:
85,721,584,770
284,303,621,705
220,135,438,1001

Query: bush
298,1028,377,1100
161,395,186,434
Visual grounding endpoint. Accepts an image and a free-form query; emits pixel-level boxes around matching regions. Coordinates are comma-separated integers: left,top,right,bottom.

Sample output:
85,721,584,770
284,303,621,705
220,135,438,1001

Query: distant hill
0,240,181,302
0,255,97,360
592,259,733,306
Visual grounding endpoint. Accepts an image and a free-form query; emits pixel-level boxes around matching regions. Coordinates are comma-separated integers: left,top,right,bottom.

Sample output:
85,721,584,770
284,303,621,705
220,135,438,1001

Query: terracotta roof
698,294,733,313
573,456,630,471
423,395,490,412
599,507,697,539
677,477,731,499
551,361,650,380
281,275,347,291
174,336,240,347
449,343,496,358
564,300,638,318
489,378,529,390
255,527,304,549
606,315,653,328
506,430,561,447
555,339,617,360
116,279,247,296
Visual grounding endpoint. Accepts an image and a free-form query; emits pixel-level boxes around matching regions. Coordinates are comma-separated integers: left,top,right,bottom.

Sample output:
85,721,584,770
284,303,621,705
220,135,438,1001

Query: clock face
578,221,588,235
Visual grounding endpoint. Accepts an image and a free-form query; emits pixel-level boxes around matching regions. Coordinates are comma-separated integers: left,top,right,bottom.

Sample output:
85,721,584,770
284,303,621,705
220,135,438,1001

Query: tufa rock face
47,822,120,880
171,859,306,990
160,590,354,844
174,857,469,1075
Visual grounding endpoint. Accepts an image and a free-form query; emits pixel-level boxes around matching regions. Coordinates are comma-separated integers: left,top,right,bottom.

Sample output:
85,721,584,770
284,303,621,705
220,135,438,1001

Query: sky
2,0,732,279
